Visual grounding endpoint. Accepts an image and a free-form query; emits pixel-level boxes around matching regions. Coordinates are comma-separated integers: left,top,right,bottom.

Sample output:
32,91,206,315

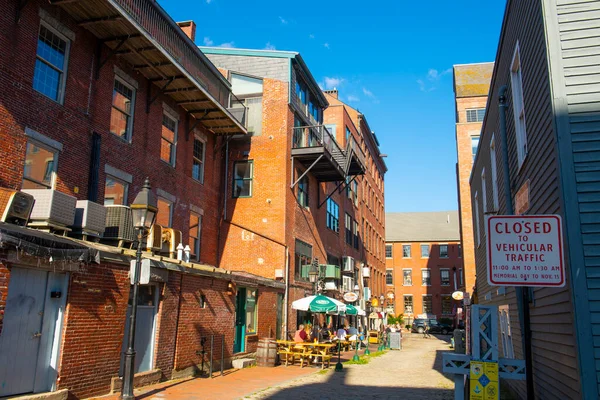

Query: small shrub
405,324,411,330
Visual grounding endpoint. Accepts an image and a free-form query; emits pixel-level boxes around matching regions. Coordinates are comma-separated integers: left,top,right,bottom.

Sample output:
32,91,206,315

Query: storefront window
246,289,257,334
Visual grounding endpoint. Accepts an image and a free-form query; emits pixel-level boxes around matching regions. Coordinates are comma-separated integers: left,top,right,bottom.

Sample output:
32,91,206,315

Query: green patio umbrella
292,294,346,313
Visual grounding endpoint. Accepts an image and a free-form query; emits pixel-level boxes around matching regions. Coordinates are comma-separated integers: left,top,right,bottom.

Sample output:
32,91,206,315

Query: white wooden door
0,268,47,397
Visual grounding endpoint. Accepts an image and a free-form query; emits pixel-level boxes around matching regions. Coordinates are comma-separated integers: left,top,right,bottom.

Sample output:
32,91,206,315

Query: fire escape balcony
346,135,367,176
292,125,346,182
51,0,246,135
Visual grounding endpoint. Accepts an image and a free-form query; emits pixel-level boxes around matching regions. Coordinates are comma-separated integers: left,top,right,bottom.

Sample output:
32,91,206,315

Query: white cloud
309,34,315,39
362,87,375,98
323,42,330,49
427,68,452,81
323,77,344,90
279,16,288,24
264,42,276,50
203,37,214,46
418,67,452,92
347,95,360,102
219,42,235,48
206,0,212,3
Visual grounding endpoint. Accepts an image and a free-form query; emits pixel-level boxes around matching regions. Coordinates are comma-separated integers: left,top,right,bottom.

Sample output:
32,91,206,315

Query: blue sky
160,0,507,212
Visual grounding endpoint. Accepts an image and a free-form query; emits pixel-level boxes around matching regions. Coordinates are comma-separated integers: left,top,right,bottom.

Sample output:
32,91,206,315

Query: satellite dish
452,291,465,301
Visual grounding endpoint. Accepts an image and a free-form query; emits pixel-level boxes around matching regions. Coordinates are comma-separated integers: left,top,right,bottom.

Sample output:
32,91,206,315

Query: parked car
411,318,453,335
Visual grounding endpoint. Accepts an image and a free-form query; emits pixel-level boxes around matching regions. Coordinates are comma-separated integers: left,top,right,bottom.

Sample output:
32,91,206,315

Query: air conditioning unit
146,224,164,252
72,200,106,237
324,281,338,291
22,189,77,228
342,276,353,292
162,228,182,258
103,205,135,244
0,188,35,226
342,256,354,272
362,266,370,278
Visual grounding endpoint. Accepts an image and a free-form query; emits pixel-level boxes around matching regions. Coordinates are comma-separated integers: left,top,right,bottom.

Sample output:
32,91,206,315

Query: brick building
453,63,493,296
0,0,284,398
199,48,387,334
385,211,462,324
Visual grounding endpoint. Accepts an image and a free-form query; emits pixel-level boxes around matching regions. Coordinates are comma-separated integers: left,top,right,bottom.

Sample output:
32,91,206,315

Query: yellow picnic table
276,341,335,369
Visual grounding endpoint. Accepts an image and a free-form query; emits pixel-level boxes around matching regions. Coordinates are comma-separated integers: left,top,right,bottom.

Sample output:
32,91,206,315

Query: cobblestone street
246,334,454,400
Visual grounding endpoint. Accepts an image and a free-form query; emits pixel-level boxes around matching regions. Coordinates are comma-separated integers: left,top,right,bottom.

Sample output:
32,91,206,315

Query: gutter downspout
284,246,289,340
499,85,534,400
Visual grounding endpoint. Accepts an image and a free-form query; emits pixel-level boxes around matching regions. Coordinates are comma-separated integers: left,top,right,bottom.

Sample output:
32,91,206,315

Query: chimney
324,89,338,99
177,21,196,42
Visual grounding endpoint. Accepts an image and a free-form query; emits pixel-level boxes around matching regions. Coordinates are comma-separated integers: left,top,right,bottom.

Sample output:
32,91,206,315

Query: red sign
486,215,565,287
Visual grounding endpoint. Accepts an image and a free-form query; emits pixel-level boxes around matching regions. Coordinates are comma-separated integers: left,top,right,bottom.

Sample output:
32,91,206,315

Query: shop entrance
233,288,247,353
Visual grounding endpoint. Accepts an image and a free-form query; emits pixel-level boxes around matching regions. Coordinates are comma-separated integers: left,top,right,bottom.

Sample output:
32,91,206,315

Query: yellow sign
470,361,499,400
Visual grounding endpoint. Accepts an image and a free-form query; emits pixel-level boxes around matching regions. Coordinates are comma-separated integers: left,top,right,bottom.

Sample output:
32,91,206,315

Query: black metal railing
110,0,231,108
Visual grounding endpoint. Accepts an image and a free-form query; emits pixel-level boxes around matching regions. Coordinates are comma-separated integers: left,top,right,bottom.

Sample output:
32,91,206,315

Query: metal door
120,285,159,374
0,268,47,396
233,288,246,353
276,293,283,340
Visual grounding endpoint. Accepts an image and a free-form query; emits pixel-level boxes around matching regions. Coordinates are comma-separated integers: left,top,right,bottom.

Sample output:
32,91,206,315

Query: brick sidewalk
88,349,360,400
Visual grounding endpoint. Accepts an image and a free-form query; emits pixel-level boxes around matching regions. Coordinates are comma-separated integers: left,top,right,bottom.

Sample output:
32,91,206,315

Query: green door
233,288,247,353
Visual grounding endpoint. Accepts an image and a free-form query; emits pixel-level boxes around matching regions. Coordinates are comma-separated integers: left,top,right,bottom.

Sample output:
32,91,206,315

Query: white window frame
386,268,393,285
403,295,413,314
385,244,393,259
511,43,527,168
490,134,499,211
441,295,453,315
157,196,173,228
402,244,411,258
111,76,136,142
440,269,450,286
161,112,178,167
34,21,70,104
459,268,464,286
104,174,129,206
403,268,412,286
192,135,206,184
189,211,202,261
481,168,487,213
499,305,515,358
439,244,449,258
475,191,481,247
420,243,430,258
22,139,59,189
421,268,431,286
422,294,433,314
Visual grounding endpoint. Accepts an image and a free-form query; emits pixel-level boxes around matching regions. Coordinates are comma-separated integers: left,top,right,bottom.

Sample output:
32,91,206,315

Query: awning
0,222,100,263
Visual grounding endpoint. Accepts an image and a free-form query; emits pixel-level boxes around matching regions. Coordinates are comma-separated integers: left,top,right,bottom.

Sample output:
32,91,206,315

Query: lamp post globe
122,178,157,400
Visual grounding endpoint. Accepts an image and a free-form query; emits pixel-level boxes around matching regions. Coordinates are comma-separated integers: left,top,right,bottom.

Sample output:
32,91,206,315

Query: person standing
423,322,431,338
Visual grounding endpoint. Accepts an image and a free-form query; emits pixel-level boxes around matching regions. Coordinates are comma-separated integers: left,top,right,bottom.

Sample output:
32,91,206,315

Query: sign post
486,215,565,288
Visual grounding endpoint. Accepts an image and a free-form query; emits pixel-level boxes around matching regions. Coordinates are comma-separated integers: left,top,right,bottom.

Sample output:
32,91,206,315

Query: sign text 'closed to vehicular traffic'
486,215,565,287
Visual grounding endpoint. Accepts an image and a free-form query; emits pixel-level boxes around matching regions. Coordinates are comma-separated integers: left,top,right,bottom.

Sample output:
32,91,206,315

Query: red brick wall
173,274,235,372
153,272,181,380
0,262,9,335
57,262,130,398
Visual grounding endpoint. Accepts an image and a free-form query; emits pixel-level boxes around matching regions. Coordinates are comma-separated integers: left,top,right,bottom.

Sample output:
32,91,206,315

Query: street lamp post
378,295,385,351
121,178,157,400
308,257,321,295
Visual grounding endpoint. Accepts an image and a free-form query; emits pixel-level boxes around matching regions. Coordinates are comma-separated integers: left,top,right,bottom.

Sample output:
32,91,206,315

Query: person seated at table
294,324,308,342
336,325,347,340
348,324,358,336
320,323,330,340
311,324,321,342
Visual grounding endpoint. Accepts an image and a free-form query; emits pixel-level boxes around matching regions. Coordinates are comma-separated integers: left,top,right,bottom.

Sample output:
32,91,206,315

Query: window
490,135,499,210
386,269,393,285
420,244,430,258
422,295,433,314
189,212,202,261
439,244,449,258
345,213,353,245
353,220,359,249
466,108,486,122
161,113,177,166
296,81,307,106
403,244,411,258
233,161,253,198
156,197,173,228
403,295,413,314
294,239,312,280
325,124,336,138
33,24,69,103
326,198,339,232
458,244,463,258
246,289,258,334
403,269,412,286
110,78,135,140
352,180,359,206
511,44,527,168
499,305,515,358
441,295,453,315
441,269,450,286
297,175,309,207
471,136,480,162
421,269,431,286
475,191,481,247
481,169,487,213
192,137,205,183
345,126,352,143
385,244,393,258
22,141,58,189
231,97,263,136
104,175,128,205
